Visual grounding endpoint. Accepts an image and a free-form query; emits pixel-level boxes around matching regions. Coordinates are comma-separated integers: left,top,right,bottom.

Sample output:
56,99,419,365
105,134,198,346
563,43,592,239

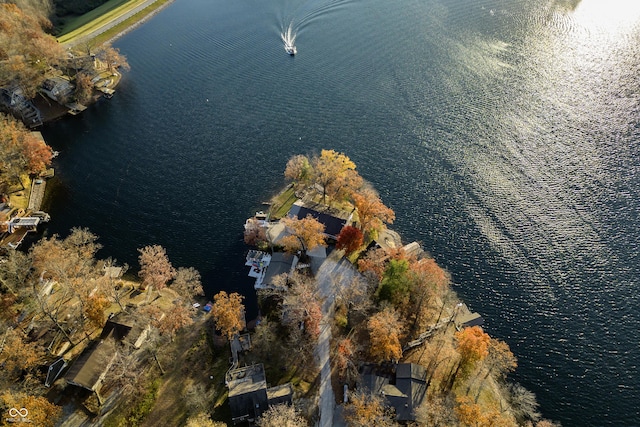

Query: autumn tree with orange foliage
95,44,131,74
357,246,406,284
171,267,204,302
452,326,491,386
31,228,106,341
153,302,194,340
311,149,358,205
211,291,246,340
280,214,326,254
0,3,65,98
367,307,403,362
336,225,364,255
484,338,517,380
352,187,395,238
84,294,111,328
334,337,357,381
405,257,451,334
455,396,514,427
280,272,323,344
0,326,44,381
0,392,62,427
0,113,52,190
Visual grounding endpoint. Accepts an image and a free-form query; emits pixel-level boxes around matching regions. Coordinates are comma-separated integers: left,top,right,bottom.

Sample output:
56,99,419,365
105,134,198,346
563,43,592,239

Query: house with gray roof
359,362,428,422
226,364,293,425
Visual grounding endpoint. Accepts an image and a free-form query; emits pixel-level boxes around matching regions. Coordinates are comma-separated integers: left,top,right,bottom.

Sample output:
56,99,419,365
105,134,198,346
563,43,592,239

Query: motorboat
284,42,297,56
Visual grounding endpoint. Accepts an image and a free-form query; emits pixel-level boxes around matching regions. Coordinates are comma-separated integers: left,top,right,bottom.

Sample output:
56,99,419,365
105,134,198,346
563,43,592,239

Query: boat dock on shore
1,174,52,250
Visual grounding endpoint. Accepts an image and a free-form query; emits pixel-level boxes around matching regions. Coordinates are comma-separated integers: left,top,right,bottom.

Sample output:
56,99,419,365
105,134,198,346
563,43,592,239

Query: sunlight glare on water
572,0,640,33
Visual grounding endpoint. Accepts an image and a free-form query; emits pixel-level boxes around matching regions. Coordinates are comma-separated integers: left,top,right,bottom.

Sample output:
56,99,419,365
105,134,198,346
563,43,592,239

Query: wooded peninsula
0,1,559,426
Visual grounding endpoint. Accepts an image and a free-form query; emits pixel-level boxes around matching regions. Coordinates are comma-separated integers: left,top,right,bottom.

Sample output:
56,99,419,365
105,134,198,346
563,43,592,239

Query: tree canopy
367,307,403,362
0,3,65,97
280,214,326,254
0,113,52,191
211,291,246,340
138,244,176,296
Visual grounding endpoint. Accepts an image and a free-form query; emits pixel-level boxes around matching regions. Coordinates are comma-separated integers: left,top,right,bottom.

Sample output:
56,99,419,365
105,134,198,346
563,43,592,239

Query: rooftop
227,364,267,398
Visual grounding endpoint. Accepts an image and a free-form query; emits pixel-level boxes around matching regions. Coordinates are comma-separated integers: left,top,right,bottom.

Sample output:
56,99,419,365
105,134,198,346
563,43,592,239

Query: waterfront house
287,201,353,241
41,77,74,103
246,250,299,290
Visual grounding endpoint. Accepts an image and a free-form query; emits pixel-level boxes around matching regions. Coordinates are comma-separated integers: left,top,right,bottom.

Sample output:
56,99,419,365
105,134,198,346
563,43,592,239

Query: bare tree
138,245,176,302
100,258,130,312
171,267,203,302
508,383,542,424
257,404,308,427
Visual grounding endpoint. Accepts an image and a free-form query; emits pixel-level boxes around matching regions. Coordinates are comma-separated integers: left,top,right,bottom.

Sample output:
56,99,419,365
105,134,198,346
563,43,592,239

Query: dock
0,175,51,249
28,177,47,211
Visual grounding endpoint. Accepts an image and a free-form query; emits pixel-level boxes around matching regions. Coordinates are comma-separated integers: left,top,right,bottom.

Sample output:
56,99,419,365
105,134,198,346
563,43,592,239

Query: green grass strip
57,0,152,45
88,0,171,47
57,0,131,36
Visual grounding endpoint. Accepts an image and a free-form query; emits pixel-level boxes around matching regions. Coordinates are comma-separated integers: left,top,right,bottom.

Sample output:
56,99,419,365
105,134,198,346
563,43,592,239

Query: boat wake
281,23,297,55
279,0,352,55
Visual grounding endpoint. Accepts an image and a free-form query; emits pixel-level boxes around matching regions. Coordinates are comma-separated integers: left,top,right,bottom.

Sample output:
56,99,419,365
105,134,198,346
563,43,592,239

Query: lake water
41,0,640,424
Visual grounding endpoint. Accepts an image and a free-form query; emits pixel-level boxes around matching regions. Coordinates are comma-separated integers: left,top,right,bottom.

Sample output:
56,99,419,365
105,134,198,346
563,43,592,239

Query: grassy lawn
57,0,169,46
90,0,172,47
269,185,297,219
57,0,132,37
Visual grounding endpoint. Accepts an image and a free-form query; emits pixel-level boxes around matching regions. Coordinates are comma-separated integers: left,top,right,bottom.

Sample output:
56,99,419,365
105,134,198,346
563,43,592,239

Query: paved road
314,253,361,427
62,0,161,48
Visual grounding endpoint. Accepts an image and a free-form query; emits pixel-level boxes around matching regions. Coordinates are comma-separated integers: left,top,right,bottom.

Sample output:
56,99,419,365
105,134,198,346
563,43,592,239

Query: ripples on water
41,0,640,424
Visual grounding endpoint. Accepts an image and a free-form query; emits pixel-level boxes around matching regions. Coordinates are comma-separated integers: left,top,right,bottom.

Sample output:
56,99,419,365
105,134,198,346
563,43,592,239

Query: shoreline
60,0,176,49
31,0,173,127
102,0,175,46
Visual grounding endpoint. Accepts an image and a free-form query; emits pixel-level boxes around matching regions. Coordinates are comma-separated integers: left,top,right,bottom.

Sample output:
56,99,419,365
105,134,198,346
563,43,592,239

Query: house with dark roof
287,201,353,240
359,363,428,422
64,313,149,403
64,330,118,403
226,364,293,425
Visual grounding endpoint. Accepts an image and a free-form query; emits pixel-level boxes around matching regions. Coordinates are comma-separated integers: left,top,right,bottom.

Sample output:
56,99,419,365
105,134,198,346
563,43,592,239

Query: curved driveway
314,253,360,427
